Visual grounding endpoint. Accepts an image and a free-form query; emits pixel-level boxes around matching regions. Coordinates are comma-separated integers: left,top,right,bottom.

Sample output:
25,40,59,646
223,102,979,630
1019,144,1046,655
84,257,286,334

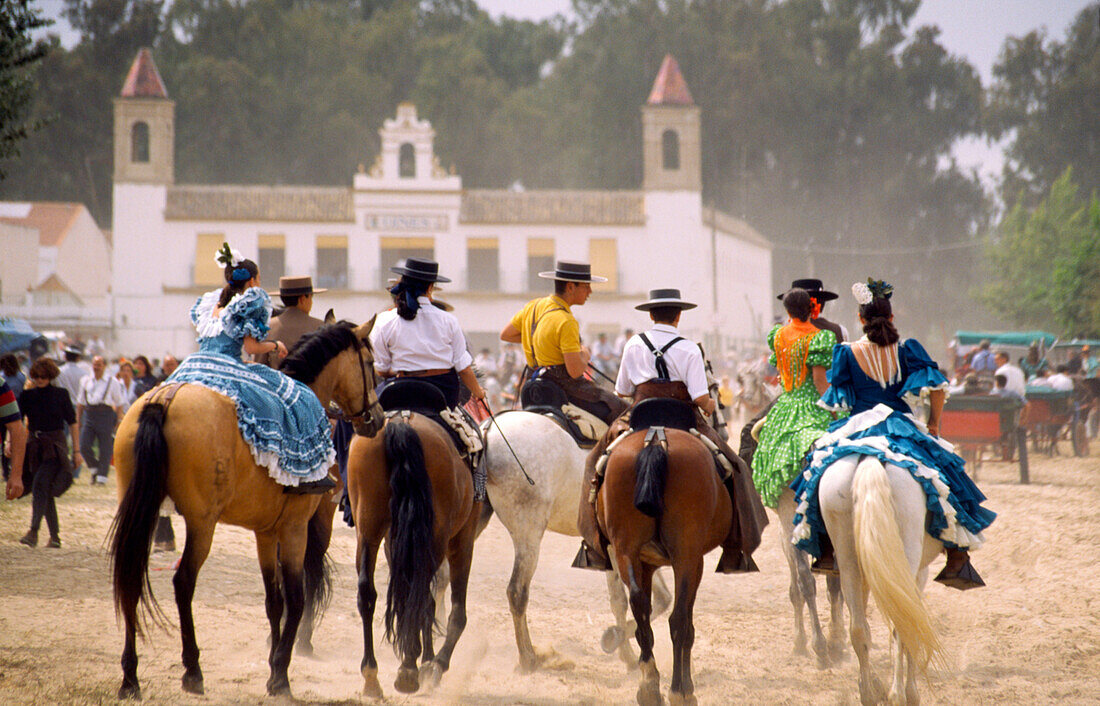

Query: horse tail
109,402,171,636
382,420,436,658
302,504,335,630
633,439,668,518
852,457,943,671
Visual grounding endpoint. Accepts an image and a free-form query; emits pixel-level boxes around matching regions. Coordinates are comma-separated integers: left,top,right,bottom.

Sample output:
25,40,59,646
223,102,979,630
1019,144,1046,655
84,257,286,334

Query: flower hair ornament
852,278,893,305
214,242,245,269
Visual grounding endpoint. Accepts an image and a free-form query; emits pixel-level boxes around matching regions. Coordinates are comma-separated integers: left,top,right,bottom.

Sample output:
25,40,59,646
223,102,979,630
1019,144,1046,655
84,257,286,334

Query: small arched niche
131,121,150,163
661,129,680,171
399,143,416,178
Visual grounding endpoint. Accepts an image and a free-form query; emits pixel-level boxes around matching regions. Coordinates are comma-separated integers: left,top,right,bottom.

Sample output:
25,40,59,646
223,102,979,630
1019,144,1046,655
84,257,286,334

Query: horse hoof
265,675,290,697
361,667,384,699
636,682,663,706
601,626,626,654
118,681,142,700
296,640,314,657
394,666,420,694
419,661,443,688
669,693,697,706
182,673,204,695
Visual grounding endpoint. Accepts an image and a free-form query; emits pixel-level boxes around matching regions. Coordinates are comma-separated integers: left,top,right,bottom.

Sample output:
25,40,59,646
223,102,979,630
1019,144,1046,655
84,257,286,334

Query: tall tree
0,0,51,180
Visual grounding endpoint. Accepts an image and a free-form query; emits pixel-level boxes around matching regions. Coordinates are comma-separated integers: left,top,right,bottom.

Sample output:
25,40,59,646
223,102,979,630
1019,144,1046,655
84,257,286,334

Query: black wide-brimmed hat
390,257,451,283
538,260,608,283
636,288,697,311
270,275,327,297
777,278,838,302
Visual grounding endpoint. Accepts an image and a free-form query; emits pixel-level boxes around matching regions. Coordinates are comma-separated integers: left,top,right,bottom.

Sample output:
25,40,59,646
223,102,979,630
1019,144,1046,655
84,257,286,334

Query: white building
111,50,772,357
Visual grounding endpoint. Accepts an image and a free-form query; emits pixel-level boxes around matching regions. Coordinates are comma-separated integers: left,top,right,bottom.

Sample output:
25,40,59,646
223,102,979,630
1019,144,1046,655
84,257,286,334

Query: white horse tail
852,457,944,672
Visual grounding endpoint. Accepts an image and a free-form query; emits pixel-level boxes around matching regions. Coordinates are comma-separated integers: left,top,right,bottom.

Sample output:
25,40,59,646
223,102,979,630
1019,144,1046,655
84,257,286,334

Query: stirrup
284,474,337,495
571,541,612,572
811,554,839,576
715,551,759,574
934,559,985,591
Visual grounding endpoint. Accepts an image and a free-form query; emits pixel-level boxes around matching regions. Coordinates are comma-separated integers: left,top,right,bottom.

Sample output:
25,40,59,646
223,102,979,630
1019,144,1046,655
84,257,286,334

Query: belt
86,404,114,411
395,369,451,378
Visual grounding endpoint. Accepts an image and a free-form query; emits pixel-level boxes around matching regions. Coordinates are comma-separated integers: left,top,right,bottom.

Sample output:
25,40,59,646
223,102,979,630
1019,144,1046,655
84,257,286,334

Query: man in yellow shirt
501,261,627,425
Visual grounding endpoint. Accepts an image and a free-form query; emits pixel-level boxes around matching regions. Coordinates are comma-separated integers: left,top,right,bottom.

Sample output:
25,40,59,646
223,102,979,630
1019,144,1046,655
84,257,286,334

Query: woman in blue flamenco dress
791,279,995,590
167,243,335,494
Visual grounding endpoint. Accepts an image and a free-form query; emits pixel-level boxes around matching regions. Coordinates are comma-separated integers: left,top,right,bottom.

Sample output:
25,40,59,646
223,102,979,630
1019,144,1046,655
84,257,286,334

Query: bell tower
113,48,174,184
641,55,700,192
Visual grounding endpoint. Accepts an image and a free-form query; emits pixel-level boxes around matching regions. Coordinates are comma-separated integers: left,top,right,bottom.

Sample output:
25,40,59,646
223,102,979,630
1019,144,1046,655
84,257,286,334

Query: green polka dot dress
751,324,837,508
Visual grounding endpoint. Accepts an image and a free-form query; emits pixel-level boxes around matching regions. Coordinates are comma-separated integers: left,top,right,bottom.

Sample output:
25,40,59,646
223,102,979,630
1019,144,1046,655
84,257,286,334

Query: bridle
327,340,383,436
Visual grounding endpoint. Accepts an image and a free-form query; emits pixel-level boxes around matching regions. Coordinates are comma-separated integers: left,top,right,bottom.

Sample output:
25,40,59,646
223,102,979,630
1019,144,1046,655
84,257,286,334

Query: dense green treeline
4,0,1099,336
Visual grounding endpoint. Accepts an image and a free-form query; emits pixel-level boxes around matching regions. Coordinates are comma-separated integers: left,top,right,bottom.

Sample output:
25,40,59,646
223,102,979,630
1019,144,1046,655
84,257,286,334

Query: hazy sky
37,0,1095,187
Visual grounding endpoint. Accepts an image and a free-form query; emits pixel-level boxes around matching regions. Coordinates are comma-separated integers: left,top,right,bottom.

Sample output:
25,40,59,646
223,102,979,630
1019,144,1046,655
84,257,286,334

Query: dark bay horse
600,426,731,706
347,409,484,698
109,320,384,699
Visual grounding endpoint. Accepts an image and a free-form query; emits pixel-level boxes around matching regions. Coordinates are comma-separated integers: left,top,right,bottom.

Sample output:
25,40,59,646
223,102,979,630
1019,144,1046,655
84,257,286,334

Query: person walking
1,379,26,500
55,346,90,408
76,355,127,485
17,358,79,548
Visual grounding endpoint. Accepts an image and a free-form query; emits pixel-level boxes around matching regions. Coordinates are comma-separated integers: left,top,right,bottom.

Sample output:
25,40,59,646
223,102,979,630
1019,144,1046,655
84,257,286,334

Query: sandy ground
1,444,1099,705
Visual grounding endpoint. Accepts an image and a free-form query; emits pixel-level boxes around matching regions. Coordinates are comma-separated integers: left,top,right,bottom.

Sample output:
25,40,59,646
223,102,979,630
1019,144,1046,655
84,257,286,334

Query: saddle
378,379,484,464
629,397,696,432
520,375,607,448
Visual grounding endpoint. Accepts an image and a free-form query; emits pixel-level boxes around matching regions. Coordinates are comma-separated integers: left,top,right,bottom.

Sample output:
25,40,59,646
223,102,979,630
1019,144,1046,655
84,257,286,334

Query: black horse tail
301,506,335,631
633,442,668,518
109,402,171,635
382,421,436,658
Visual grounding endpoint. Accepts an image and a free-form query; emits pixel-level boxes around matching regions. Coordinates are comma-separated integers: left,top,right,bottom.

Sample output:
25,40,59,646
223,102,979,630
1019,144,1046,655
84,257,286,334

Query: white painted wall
0,223,37,306
56,206,111,298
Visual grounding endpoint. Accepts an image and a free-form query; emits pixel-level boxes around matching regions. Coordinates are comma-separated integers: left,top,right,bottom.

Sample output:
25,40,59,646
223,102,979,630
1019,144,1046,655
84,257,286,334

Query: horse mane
279,321,365,385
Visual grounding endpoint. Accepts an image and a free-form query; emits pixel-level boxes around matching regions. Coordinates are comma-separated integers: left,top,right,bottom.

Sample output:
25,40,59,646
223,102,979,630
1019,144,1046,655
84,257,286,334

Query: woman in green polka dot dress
751,288,837,508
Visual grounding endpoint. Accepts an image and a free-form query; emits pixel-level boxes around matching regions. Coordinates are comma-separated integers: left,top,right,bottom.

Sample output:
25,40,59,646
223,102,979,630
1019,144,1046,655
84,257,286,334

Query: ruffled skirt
790,403,995,557
168,352,335,486
751,387,834,508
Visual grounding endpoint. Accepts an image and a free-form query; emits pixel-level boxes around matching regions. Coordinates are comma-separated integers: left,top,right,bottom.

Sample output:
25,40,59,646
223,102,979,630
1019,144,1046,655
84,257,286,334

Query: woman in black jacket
18,358,80,548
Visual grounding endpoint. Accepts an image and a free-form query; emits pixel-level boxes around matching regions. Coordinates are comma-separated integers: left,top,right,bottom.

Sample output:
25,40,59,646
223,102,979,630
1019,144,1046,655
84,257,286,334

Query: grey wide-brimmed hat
269,275,327,297
635,288,697,311
390,257,451,283
538,260,608,283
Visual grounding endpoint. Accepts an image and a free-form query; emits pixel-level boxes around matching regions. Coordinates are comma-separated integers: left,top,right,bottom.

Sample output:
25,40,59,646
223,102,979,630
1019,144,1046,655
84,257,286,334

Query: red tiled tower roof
120,48,168,99
646,54,694,106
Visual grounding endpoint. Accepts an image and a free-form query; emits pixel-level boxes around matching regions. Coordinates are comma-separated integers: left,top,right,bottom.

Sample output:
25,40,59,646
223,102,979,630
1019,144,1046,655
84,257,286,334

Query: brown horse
109,320,384,700
599,425,731,706
347,405,484,698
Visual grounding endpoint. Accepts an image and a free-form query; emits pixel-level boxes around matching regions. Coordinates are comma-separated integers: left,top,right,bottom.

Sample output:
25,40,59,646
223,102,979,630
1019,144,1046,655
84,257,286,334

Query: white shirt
57,361,92,406
76,373,128,409
615,324,708,400
995,362,1027,399
371,297,474,374
1047,373,1074,392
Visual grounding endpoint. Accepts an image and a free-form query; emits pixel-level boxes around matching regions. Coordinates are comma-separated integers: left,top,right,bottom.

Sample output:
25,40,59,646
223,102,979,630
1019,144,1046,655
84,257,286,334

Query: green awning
954,331,1057,347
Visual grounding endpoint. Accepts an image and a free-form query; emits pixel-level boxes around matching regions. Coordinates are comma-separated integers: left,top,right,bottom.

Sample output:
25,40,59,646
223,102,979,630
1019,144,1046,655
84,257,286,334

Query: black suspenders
527,305,565,368
638,333,684,381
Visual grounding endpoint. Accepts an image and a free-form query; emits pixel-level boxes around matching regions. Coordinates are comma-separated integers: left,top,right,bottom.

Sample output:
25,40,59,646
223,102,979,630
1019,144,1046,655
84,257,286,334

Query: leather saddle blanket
519,375,608,448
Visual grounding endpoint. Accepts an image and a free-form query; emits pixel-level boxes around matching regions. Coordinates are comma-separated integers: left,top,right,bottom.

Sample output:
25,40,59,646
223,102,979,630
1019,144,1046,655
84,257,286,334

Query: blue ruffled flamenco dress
790,338,996,557
167,287,335,487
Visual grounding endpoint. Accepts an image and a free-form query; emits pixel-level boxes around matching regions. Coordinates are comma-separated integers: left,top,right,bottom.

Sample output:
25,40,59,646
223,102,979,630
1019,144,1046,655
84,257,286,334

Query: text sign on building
363,213,448,232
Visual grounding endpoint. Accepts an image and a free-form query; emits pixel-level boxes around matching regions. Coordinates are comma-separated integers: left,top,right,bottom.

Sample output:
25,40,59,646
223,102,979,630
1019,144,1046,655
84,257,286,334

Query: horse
481,410,671,672
818,455,945,705
109,320,384,700
600,418,732,706
348,392,485,698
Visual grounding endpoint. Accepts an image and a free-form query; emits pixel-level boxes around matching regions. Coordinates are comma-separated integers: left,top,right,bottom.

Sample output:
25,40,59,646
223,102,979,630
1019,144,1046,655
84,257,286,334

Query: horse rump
382,420,437,657
109,402,172,634
633,442,668,518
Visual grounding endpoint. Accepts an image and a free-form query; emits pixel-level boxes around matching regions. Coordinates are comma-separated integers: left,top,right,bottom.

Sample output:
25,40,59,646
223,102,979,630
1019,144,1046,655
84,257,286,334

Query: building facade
111,51,772,357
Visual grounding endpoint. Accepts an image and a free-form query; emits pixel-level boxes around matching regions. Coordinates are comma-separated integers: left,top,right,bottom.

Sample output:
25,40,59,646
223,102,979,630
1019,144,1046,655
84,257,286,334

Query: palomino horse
601,415,732,706
348,399,484,698
109,321,384,699
481,411,671,672
819,455,945,705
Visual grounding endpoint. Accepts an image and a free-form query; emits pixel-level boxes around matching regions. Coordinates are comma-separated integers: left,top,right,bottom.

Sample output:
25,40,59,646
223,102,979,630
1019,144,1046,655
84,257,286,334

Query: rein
326,342,383,432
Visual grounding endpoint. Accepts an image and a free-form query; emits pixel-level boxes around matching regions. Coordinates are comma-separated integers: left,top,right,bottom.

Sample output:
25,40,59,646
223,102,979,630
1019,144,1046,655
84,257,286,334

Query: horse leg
826,573,847,662
507,525,558,672
668,558,703,706
623,559,661,706
119,608,141,699
356,537,384,699
425,507,481,687
266,525,308,697
603,564,638,668
418,593,437,682
174,522,215,695
254,533,287,694
297,499,335,656
778,491,828,667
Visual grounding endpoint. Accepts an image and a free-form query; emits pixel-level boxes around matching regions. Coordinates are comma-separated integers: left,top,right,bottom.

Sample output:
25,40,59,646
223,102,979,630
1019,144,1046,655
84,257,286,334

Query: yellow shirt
510,295,582,367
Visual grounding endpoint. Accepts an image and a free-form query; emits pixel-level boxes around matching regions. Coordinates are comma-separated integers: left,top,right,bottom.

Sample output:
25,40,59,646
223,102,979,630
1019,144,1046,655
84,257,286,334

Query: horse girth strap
527,305,566,368
147,382,187,413
644,426,669,451
638,333,684,382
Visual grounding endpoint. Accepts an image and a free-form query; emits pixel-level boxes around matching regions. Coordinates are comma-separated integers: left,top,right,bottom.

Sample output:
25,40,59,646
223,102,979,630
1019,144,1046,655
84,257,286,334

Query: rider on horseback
575,288,768,573
500,261,627,426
